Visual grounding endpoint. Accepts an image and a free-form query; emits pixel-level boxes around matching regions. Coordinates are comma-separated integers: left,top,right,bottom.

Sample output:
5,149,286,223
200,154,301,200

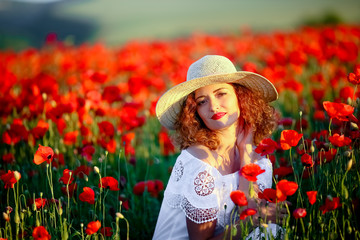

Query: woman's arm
186,218,242,240
237,127,261,165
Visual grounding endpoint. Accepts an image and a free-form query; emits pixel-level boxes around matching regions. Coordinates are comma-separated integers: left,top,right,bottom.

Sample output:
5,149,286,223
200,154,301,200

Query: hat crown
186,55,237,81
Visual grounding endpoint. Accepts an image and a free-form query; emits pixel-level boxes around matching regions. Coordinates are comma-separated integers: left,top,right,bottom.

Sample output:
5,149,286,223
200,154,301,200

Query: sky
0,0,359,49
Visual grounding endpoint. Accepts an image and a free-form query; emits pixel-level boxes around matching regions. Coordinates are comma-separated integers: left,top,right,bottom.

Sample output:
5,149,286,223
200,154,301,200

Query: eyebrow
195,87,228,101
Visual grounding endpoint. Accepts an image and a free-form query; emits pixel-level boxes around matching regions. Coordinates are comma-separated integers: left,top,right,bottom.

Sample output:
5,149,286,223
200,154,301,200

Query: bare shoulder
186,145,214,164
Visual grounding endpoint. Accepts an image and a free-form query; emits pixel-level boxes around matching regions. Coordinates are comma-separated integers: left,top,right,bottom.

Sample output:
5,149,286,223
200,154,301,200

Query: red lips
211,112,226,120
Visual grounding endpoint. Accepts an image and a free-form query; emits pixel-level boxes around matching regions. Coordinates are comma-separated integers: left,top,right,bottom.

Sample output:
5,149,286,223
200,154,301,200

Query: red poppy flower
347,64,360,85
31,119,49,140
319,196,342,214
100,227,113,237
133,180,163,197
323,101,358,122
32,198,47,209
98,138,117,154
32,226,51,240
339,86,354,101
273,166,293,178
283,79,303,94
63,131,79,145
318,148,337,164
306,191,317,205
33,144,54,165
99,176,120,191
81,145,95,162
2,153,15,164
133,181,146,195
1,170,21,189
311,88,325,102
255,138,278,156
230,190,248,206
278,117,293,126
74,165,91,178
328,133,352,147
59,169,74,185
86,220,101,235
102,85,122,104
258,188,281,203
276,179,298,198
159,130,175,156
79,187,95,204
280,130,303,150
313,110,326,121
293,208,307,219
240,208,257,220
240,163,265,182
98,121,115,138
2,119,28,145
301,153,314,167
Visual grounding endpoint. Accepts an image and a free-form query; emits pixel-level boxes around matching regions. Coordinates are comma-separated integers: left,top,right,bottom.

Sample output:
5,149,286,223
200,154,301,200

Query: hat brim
156,71,278,130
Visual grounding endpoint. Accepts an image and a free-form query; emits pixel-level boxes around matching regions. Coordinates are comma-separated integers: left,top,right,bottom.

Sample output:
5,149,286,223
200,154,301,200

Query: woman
153,55,285,239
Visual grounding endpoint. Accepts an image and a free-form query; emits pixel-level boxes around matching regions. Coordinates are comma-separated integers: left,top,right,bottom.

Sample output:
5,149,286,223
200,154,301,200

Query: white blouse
153,149,273,240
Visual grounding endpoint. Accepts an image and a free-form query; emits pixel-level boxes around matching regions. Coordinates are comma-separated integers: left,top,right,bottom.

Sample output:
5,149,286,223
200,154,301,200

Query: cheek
196,107,206,121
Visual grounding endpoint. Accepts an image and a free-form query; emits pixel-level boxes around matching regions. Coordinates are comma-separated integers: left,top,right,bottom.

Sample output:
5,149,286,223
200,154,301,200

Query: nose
209,98,220,112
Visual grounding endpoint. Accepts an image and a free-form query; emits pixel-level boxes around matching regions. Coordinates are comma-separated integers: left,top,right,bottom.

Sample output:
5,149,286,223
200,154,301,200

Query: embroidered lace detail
181,197,218,224
165,192,219,224
255,158,273,191
194,170,215,196
258,182,266,192
172,160,184,181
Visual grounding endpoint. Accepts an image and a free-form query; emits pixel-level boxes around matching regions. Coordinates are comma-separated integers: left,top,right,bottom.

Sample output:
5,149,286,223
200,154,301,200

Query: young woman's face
194,83,240,131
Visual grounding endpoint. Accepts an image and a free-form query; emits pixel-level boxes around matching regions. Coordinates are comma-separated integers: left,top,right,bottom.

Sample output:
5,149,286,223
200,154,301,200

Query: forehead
194,83,234,96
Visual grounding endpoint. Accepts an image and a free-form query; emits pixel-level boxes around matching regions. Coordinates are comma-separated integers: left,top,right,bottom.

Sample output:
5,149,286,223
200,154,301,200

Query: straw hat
156,55,278,130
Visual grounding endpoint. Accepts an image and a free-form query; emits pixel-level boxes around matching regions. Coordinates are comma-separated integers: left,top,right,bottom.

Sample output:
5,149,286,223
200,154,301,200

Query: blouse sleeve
254,157,273,192
164,151,220,224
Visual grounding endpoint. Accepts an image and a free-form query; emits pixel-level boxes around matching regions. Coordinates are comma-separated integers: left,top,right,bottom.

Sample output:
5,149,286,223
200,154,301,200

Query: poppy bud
3,212,10,221
94,166,100,174
350,122,359,130
346,159,353,171
81,223,84,228
116,212,124,219
14,212,20,224
42,93,47,101
299,111,303,117
310,143,315,153
298,144,304,151
347,97,352,105
13,171,21,181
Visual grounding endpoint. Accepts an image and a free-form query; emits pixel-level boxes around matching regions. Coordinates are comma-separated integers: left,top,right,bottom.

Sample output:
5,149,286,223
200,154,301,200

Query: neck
216,123,239,154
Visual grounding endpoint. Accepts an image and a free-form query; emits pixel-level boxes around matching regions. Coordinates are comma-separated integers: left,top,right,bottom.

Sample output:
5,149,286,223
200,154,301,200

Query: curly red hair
174,84,278,150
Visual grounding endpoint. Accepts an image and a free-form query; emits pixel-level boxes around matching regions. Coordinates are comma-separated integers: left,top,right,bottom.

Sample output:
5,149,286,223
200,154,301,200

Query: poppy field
0,24,360,239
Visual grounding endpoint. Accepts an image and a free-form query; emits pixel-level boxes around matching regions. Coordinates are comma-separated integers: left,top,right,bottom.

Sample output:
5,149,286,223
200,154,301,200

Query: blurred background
0,0,359,50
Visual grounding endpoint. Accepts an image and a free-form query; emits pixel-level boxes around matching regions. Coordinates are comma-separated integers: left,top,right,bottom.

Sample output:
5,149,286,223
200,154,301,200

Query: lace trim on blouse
166,192,219,224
